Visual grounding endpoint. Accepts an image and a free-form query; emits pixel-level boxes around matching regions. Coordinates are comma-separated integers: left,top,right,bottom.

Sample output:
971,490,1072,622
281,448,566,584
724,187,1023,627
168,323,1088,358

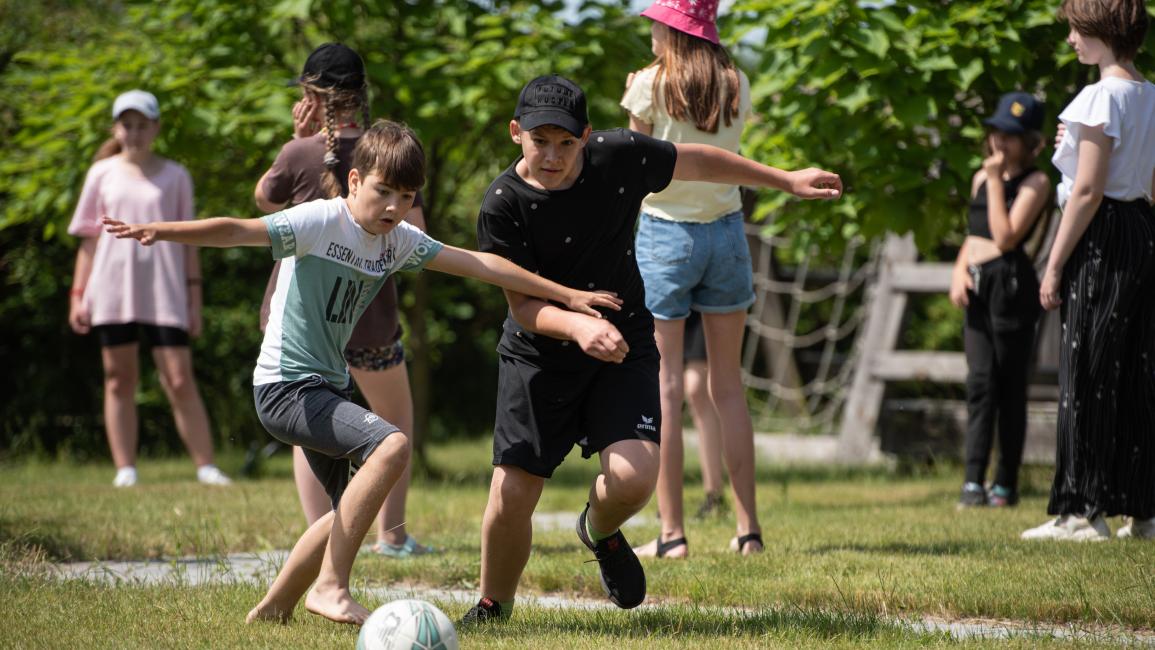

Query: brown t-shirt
258,133,425,349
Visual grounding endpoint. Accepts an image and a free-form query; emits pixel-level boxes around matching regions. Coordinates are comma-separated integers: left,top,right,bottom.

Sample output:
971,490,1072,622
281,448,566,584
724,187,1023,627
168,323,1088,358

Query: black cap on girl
983,92,1045,134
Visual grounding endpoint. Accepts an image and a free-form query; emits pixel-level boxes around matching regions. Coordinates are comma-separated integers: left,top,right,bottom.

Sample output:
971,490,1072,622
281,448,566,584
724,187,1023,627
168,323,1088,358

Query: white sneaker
1020,515,1110,541
112,466,138,488
196,465,232,486
1116,516,1155,539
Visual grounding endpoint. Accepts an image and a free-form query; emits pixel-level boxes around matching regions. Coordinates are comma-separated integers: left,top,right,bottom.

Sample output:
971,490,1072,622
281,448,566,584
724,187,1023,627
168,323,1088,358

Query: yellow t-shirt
620,64,751,223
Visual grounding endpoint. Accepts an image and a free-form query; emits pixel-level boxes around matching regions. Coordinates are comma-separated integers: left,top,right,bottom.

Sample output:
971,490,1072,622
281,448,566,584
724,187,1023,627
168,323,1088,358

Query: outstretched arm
103,216,272,248
423,246,623,318
672,143,841,199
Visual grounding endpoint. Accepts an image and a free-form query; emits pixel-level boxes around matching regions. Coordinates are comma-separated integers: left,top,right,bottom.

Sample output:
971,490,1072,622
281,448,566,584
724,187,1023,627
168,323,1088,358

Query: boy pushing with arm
463,75,840,623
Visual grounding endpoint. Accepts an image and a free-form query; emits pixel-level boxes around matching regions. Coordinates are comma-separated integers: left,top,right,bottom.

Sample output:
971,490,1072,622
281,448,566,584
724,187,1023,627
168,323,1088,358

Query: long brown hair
652,23,741,134
352,120,426,191
300,77,372,199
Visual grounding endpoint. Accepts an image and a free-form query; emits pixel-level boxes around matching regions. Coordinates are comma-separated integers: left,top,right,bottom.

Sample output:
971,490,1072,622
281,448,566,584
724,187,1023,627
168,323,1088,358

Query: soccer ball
356,599,458,650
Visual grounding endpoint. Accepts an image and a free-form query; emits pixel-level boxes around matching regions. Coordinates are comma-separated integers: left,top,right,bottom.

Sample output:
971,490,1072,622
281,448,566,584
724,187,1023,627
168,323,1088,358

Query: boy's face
510,121,591,190
346,170,417,236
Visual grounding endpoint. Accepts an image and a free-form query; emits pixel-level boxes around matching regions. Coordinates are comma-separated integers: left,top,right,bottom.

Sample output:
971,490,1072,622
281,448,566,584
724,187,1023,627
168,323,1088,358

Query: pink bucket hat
641,0,720,45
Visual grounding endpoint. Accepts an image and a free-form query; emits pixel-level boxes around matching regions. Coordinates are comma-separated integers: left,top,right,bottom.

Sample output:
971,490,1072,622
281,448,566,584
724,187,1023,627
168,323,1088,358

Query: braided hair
301,78,370,199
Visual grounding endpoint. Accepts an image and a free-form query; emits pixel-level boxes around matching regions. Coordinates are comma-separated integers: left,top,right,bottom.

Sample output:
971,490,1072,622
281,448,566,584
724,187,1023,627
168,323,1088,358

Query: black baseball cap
514,75,589,137
292,43,365,90
983,92,1045,134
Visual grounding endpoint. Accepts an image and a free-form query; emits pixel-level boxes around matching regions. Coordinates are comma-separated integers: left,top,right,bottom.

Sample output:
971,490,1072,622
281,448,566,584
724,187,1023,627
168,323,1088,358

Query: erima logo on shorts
637,414,656,433
363,413,379,425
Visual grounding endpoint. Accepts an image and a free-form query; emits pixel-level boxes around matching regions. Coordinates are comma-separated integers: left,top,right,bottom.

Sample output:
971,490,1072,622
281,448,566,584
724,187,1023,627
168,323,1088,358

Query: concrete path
51,512,1155,646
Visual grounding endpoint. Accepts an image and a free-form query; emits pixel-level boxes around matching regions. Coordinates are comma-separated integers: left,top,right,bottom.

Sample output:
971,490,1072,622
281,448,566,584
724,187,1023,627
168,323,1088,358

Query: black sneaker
957,482,987,508
458,597,503,626
987,484,1019,507
575,503,646,609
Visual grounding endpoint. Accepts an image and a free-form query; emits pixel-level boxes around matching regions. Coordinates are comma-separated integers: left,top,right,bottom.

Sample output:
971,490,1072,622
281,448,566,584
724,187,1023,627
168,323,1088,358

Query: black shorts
492,346,662,478
92,322,189,348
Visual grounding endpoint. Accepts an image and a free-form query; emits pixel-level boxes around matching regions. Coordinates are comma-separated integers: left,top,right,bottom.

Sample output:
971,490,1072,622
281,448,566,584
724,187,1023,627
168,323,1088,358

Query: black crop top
968,167,1039,243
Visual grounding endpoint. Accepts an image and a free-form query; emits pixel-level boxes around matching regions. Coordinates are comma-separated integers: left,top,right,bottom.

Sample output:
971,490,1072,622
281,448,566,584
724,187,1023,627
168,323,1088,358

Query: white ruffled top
1053,76,1155,205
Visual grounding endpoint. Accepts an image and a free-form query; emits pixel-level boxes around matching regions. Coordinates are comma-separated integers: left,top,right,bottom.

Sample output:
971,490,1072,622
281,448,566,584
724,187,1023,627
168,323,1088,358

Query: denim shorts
635,211,755,320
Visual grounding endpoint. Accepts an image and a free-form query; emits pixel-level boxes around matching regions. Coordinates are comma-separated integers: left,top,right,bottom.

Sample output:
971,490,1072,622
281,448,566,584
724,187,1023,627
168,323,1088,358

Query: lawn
1,438,1152,648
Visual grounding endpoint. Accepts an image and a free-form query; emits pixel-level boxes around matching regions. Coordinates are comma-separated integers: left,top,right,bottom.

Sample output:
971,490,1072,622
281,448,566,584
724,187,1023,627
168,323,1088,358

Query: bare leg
102,344,140,470
152,346,214,467
701,311,763,554
294,447,333,526
684,360,725,496
479,466,545,602
305,432,410,624
350,362,417,547
246,510,335,623
635,318,689,558
589,439,659,534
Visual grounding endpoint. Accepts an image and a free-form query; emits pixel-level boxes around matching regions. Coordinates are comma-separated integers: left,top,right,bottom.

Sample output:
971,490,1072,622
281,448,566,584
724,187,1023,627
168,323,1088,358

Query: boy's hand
292,97,321,139
571,316,629,363
788,168,842,199
949,266,972,308
982,150,1006,179
565,290,623,318
103,216,158,245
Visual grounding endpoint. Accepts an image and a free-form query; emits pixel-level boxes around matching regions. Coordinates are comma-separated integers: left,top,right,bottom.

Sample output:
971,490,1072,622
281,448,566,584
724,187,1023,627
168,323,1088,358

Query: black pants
1050,198,1155,520
964,251,1040,490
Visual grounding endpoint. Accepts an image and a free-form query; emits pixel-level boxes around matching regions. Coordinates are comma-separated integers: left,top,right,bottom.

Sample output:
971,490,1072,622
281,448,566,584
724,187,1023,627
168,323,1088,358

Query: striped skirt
1049,197,1155,520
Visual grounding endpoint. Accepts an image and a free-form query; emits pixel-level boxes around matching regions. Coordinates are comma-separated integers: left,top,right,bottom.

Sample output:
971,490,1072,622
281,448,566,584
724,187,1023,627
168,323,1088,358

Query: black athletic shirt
477,128,678,370
968,167,1039,242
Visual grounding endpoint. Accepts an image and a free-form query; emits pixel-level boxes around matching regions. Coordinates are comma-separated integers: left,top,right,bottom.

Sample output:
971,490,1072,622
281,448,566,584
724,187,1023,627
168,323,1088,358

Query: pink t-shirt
68,156,195,329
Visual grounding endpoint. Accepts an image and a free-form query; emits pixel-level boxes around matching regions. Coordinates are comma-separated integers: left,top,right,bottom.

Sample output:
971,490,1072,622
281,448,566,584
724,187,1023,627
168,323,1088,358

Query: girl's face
650,22,668,57
346,170,417,236
112,110,159,153
1067,28,1111,65
987,130,1028,165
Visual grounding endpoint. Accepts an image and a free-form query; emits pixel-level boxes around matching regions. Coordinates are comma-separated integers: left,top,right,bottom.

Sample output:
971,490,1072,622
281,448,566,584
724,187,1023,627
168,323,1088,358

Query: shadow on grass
806,541,983,557
0,520,86,562
464,604,898,641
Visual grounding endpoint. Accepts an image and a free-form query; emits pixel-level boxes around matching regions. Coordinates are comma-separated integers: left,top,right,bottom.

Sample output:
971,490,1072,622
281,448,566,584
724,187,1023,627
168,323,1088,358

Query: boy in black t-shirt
462,75,841,623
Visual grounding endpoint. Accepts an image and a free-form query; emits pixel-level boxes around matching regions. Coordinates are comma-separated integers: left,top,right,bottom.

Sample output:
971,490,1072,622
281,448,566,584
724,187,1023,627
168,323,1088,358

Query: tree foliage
732,0,1154,255
2,0,1153,457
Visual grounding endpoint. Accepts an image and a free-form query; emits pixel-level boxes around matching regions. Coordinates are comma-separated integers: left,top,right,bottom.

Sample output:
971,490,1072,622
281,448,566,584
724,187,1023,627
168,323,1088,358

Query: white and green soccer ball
356,599,458,650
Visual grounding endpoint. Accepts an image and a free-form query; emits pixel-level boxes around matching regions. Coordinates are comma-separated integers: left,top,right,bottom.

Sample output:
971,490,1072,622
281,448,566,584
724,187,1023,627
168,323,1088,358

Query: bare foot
305,586,372,625
246,602,292,624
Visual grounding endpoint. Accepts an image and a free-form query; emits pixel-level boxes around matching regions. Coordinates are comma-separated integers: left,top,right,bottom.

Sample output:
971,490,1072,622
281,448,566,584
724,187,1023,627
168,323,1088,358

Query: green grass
2,439,1154,648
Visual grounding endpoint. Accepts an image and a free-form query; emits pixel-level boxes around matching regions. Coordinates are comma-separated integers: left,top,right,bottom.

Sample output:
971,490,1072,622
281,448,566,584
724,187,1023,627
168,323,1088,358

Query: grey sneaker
957,482,987,508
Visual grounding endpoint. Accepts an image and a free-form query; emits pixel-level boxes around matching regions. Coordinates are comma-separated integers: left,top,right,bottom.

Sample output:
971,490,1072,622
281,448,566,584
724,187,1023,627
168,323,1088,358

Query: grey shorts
253,375,400,509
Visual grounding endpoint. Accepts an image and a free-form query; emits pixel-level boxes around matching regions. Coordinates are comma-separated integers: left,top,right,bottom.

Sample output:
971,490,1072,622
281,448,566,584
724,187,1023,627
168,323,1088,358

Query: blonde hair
651,23,741,134
300,77,372,198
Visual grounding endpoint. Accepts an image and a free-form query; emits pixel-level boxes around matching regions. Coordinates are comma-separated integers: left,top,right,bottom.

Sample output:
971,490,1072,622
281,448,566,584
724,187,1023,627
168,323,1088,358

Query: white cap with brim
112,90,160,120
